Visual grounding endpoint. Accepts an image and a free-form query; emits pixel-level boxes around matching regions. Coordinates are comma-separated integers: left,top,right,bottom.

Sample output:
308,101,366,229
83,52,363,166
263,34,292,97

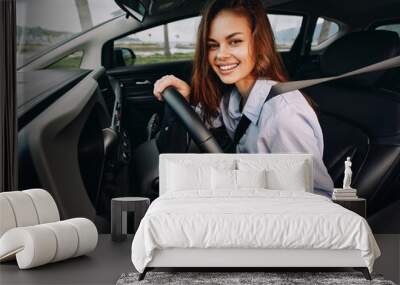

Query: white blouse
216,79,334,195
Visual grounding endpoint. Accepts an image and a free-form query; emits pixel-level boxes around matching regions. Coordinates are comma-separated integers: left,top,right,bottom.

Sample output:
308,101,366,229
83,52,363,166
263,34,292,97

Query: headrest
320,31,400,87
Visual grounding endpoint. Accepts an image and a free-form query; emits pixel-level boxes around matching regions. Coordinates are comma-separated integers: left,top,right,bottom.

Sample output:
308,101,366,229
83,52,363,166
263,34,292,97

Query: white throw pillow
211,169,268,190
266,164,307,191
167,162,210,191
166,159,236,192
236,169,267,189
211,168,236,190
238,159,308,191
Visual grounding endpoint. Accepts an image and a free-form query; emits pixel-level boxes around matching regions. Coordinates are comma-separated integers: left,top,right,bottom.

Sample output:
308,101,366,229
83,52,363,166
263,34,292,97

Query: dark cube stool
111,197,150,242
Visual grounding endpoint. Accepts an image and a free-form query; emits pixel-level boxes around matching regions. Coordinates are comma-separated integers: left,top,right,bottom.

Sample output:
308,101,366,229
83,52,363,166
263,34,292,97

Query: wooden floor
0,235,398,285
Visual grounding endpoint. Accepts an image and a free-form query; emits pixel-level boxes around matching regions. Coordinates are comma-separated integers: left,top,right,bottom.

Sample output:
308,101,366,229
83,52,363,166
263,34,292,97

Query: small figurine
343,157,353,189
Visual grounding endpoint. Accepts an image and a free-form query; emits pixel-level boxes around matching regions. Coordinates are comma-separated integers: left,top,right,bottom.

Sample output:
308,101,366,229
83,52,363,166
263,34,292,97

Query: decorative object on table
116,271,394,285
332,187,358,200
343,157,353,189
111,197,150,242
332,157,358,200
0,189,98,269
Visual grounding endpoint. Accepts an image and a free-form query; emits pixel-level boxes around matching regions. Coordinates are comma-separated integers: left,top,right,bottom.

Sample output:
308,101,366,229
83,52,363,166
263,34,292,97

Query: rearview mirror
114,0,146,22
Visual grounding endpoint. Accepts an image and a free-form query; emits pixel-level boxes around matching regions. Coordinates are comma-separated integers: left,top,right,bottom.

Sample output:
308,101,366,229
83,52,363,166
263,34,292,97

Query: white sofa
0,189,98,269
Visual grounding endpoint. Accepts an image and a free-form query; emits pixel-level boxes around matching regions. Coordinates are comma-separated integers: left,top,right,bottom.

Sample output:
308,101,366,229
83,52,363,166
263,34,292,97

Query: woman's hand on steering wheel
153,75,191,102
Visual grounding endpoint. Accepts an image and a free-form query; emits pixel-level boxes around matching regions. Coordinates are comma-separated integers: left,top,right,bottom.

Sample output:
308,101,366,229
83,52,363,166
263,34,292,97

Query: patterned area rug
116,271,396,285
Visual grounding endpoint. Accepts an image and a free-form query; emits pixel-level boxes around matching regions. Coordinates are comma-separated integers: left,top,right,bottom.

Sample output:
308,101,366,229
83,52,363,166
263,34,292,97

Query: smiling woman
16,0,124,68
153,0,334,196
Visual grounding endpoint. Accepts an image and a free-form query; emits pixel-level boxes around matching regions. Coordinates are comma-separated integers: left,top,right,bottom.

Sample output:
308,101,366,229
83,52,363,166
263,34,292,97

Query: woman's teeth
219,63,239,71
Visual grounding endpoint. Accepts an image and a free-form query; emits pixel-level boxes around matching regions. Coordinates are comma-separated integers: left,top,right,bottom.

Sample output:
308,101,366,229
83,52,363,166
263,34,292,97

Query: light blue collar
227,79,273,125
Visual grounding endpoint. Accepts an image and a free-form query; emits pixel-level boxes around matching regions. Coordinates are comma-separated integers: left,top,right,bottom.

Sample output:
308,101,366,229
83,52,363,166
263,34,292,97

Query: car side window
375,23,400,37
311,18,340,50
267,14,303,51
114,16,201,66
47,50,84,69
114,14,304,66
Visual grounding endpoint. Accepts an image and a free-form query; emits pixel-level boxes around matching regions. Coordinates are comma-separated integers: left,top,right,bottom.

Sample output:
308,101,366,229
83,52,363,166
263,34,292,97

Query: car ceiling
142,0,400,29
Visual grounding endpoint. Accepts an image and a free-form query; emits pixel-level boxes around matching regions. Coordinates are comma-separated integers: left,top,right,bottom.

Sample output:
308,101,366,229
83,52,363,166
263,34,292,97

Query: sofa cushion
0,218,97,269
0,189,97,270
0,189,60,238
0,196,17,237
24,189,60,224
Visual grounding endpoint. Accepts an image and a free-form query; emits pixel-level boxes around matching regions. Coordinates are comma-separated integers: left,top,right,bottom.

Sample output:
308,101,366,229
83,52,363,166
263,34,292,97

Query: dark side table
111,197,150,242
332,197,366,218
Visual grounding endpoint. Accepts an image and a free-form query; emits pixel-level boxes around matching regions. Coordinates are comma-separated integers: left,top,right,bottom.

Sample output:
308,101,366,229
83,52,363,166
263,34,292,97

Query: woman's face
207,10,256,89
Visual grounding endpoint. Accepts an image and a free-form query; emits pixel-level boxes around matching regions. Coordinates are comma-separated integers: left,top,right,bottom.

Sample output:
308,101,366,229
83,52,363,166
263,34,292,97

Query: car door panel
18,68,110,222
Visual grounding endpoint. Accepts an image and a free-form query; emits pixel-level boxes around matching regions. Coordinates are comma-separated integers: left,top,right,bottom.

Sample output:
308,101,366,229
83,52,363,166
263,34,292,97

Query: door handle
135,80,152,85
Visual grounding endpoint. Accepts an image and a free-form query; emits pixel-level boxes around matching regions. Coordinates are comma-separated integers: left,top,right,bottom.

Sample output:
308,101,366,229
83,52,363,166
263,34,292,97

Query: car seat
303,30,400,232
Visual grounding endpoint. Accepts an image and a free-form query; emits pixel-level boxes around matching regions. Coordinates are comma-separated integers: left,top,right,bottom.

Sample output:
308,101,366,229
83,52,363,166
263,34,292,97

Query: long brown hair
191,0,288,124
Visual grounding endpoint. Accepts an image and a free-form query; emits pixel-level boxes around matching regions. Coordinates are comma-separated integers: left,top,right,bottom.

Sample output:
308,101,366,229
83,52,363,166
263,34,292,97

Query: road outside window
114,16,201,65
47,50,84,69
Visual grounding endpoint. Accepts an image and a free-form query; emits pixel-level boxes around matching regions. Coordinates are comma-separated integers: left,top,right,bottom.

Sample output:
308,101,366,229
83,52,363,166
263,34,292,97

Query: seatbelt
226,54,400,153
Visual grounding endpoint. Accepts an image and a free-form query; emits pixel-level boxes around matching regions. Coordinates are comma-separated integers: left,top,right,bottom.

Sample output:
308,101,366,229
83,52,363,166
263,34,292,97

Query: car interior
16,0,400,234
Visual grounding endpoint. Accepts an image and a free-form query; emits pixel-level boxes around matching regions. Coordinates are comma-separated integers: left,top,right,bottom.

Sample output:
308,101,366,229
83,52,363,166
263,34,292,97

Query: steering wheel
161,87,223,153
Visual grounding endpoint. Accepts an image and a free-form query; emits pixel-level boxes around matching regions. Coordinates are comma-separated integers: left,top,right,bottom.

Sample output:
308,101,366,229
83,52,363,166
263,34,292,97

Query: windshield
16,0,124,68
